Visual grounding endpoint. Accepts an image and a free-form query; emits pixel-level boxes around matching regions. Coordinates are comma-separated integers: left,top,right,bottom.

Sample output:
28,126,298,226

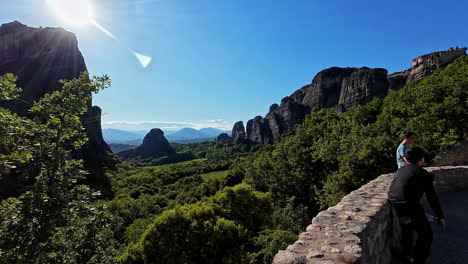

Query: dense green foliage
0,73,118,263
105,159,230,244
120,184,273,264
125,140,260,167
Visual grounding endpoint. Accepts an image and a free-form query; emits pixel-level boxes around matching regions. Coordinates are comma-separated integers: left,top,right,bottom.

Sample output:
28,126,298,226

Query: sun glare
46,0,93,26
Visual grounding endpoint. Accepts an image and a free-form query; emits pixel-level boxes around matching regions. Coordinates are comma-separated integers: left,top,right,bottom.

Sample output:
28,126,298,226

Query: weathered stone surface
0,21,87,114
246,116,272,144
388,47,466,91
387,71,409,91
315,261,335,264
338,67,388,110
231,121,246,144
307,249,324,258
407,47,467,82
264,96,307,143
117,128,174,159
344,244,362,257
299,232,316,240
432,140,468,166
321,246,341,253
301,67,357,108
0,21,115,194
272,250,306,264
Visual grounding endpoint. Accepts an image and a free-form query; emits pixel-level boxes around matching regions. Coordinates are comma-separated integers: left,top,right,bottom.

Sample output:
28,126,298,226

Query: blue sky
2,0,467,132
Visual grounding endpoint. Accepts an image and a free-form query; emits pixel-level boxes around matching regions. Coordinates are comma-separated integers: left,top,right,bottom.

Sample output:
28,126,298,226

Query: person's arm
402,145,410,164
423,170,444,220
403,156,410,164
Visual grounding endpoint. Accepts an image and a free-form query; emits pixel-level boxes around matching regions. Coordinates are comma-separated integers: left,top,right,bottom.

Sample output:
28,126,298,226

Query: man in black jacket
388,147,446,264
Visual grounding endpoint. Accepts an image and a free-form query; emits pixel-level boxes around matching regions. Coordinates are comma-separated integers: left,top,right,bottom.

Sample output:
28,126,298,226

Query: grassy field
200,170,229,181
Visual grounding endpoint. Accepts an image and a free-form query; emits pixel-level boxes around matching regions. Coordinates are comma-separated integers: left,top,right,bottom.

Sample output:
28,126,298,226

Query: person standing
389,147,446,264
396,131,415,168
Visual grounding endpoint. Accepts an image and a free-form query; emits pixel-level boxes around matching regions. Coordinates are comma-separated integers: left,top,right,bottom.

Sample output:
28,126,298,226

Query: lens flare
46,0,152,68
132,51,152,68
46,0,93,26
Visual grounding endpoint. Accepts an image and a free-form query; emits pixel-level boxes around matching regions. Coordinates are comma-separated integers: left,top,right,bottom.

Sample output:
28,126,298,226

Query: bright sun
46,0,94,26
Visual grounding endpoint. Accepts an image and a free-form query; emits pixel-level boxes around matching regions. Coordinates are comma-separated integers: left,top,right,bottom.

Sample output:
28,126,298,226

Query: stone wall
273,166,468,264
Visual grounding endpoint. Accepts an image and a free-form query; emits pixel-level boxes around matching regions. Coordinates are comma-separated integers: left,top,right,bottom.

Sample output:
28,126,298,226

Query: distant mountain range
102,129,147,144
103,128,230,150
165,128,230,142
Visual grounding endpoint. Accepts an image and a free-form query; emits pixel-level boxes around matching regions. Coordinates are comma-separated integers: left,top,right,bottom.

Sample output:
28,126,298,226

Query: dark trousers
393,204,433,264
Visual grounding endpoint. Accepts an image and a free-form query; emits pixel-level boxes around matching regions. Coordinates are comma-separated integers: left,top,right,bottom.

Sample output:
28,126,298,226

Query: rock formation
247,116,274,144
338,67,388,110
432,140,468,166
388,47,468,91
117,128,174,160
216,133,231,142
0,21,115,190
231,48,467,145
231,121,246,144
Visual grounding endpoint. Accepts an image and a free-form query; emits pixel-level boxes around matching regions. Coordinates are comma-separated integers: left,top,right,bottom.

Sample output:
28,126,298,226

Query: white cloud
205,119,228,123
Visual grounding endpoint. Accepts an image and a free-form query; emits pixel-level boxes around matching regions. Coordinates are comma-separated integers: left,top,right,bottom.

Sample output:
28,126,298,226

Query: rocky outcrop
246,116,273,144
338,68,388,110
0,21,115,189
117,128,174,160
407,47,467,83
388,47,467,91
233,67,391,144
231,48,467,145
300,67,356,109
387,71,409,91
231,121,246,144
217,133,231,142
432,140,468,166
1,21,86,113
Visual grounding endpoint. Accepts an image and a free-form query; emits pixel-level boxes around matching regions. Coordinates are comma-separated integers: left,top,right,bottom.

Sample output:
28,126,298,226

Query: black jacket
388,164,444,219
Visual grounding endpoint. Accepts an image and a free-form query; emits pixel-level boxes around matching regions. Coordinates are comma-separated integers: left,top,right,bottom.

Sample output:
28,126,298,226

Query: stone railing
273,166,468,264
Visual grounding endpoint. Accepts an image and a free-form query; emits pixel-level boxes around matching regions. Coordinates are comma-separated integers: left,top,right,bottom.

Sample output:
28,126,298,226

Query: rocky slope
0,21,115,189
117,128,174,159
229,48,467,145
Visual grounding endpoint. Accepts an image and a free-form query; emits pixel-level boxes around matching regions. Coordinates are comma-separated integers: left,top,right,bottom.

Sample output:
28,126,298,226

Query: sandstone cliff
0,21,115,190
117,128,174,160
388,47,467,91
231,48,467,145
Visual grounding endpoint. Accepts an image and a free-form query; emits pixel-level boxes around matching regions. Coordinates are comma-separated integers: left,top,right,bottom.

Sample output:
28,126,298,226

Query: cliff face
388,47,467,91
231,48,467,145
338,67,389,110
240,67,391,144
117,128,174,160
0,21,87,112
0,21,115,190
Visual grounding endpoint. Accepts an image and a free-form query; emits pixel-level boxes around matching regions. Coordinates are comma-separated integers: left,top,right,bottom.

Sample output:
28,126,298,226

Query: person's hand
436,218,446,228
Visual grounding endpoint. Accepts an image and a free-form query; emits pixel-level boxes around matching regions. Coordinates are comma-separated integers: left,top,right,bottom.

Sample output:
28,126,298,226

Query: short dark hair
405,147,425,164
402,131,414,140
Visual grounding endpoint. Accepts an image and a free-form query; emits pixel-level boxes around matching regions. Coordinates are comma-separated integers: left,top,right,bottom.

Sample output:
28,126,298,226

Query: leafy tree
121,184,273,264
252,230,297,264
0,73,118,263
